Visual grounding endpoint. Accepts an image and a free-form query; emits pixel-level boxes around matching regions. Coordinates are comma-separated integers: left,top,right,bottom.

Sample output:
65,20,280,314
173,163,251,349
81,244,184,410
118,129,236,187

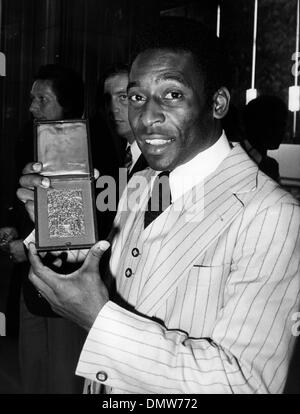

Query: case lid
35,120,91,176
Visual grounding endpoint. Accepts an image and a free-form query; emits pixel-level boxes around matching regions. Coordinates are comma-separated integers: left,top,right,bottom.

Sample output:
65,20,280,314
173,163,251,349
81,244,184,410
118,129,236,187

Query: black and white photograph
0,0,299,400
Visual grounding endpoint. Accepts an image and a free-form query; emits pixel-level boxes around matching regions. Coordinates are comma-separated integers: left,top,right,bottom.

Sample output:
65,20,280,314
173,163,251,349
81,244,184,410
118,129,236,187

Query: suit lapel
136,144,259,315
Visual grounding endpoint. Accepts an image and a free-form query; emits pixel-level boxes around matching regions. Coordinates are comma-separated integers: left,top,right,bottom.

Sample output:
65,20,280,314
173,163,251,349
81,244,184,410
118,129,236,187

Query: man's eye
129,94,145,103
119,94,128,102
39,97,48,104
165,91,183,100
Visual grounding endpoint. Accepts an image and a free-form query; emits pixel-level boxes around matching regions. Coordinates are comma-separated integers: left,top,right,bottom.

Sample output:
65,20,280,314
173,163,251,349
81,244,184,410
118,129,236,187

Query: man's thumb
85,240,110,270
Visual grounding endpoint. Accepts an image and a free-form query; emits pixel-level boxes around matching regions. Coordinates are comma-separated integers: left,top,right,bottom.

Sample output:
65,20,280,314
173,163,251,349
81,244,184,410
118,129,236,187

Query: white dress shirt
169,130,231,203
147,130,231,202
127,140,142,173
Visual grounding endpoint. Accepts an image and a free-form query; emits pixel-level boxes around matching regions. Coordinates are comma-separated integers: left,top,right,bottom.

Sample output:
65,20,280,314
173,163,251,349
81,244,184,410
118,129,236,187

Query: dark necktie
124,145,133,171
144,171,171,228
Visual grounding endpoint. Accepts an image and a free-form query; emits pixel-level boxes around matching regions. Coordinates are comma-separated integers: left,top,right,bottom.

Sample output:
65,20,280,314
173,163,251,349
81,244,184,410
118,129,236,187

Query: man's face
29,80,64,121
128,49,215,171
104,73,133,141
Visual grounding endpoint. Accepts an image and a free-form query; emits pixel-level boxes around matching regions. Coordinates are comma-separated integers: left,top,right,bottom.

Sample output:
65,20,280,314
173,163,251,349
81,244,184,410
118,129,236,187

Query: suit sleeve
76,202,300,394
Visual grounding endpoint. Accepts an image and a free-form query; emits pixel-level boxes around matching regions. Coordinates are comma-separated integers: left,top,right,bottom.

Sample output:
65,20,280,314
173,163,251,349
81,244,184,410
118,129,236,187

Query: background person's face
104,73,133,141
29,79,64,121
128,49,215,171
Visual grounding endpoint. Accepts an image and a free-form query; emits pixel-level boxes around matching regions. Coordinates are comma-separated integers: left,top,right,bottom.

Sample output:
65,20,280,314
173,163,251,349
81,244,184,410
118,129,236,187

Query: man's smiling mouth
145,138,174,146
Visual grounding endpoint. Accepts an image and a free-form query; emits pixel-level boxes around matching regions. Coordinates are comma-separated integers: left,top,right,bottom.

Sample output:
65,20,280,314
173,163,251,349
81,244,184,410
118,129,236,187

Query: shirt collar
127,140,141,171
169,130,231,202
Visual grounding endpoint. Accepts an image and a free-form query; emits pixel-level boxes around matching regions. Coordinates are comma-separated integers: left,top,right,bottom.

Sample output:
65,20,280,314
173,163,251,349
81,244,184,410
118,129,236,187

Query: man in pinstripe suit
20,17,300,393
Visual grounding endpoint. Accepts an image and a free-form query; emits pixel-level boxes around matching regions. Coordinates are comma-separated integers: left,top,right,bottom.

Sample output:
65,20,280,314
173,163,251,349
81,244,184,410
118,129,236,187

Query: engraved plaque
34,120,98,251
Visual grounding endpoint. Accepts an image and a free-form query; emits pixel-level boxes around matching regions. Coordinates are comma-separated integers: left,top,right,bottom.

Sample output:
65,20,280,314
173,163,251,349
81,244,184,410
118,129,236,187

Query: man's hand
28,240,110,331
9,239,27,263
0,228,27,262
0,227,18,253
17,162,51,222
17,162,100,222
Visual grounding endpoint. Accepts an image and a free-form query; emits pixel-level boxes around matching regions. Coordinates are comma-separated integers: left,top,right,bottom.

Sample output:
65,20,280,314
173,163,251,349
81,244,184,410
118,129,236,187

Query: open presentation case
34,119,98,252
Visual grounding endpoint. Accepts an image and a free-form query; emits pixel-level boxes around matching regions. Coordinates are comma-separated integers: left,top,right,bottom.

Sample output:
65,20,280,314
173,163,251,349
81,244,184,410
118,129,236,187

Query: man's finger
28,243,62,289
19,173,51,190
22,162,43,175
24,201,35,222
16,188,34,203
16,188,35,221
82,240,110,272
94,168,100,180
29,269,55,303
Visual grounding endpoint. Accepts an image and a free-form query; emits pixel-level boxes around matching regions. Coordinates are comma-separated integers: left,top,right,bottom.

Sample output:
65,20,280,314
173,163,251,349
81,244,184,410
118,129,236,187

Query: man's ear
213,87,230,119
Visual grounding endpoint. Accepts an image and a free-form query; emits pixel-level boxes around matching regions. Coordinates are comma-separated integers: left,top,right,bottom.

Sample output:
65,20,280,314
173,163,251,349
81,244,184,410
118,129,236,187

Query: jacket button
96,371,108,382
131,248,139,257
125,268,133,278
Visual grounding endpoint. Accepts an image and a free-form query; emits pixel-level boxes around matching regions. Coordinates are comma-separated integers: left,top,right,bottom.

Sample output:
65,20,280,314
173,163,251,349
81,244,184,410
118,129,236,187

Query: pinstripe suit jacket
76,143,300,394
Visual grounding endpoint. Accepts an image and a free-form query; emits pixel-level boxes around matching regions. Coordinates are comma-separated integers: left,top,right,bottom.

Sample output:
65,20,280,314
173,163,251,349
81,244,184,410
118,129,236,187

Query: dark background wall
0,0,160,223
